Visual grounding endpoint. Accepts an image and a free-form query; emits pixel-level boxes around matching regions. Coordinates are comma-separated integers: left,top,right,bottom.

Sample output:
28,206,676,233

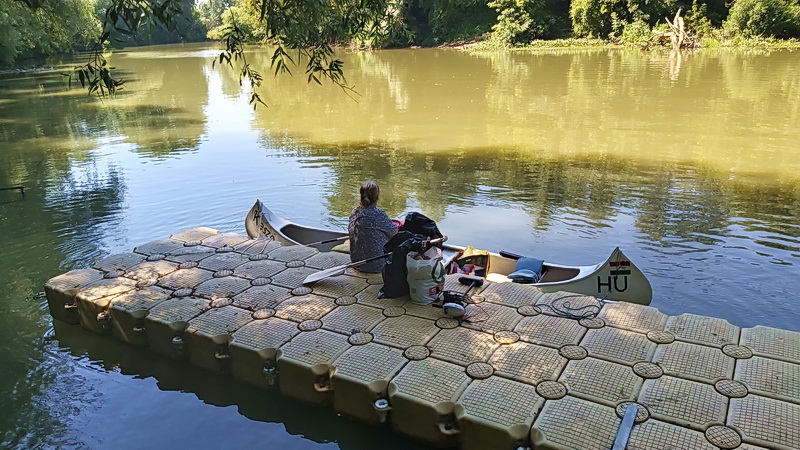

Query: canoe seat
486,273,512,283
539,266,579,283
331,240,350,254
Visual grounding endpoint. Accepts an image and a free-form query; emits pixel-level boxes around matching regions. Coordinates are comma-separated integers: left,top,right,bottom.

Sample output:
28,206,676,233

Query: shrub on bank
723,0,800,38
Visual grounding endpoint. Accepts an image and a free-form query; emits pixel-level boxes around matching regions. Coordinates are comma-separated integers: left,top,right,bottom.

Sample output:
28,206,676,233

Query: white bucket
406,247,446,304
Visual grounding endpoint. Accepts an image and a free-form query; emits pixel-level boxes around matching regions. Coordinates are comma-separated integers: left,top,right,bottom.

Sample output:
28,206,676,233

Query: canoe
245,200,653,305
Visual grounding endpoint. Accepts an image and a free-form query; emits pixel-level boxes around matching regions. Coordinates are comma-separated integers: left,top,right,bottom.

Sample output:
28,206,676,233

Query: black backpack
378,231,426,298
401,212,443,239
378,212,443,299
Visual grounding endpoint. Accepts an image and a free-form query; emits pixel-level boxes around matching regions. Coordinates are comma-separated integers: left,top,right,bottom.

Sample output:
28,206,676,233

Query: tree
569,0,681,39
197,0,234,31
206,0,267,42
724,0,800,38
0,0,99,66
489,0,565,44
69,0,399,107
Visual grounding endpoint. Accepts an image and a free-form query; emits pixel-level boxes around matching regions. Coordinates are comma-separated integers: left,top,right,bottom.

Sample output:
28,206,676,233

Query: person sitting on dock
348,180,398,273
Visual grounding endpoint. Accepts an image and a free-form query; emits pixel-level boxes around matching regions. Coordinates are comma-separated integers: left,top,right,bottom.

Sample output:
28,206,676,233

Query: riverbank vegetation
3,0,799,69
199,0,800,49
2,0,798,103
0,0,206,67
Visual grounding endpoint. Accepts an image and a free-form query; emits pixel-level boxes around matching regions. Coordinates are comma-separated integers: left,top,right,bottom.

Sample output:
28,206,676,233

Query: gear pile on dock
44,227,799,449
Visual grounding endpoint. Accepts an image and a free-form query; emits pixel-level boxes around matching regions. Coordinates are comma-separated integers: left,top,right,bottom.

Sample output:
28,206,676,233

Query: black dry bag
401,212,443,240
378,231,425,298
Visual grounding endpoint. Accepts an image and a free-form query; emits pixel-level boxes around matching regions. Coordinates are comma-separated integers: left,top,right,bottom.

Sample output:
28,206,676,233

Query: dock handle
172,335,186,358
437,413,460,436
373,399,392,423
262,360,278,386
437,422,460,436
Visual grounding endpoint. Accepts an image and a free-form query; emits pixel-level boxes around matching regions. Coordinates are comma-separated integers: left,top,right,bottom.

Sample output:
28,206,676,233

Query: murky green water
1,43,798,448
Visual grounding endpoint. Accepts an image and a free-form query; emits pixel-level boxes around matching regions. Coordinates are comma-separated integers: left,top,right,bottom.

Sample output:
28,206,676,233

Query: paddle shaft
303,236,348,247
345,251,392,269
302,251,391,285
304,236,447,284
346,236,447,269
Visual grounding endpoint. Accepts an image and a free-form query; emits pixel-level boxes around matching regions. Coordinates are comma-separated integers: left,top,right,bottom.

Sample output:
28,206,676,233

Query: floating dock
45,227,799,449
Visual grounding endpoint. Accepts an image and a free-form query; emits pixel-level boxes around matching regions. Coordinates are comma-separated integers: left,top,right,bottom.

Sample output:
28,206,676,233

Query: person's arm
348,210,360,244
378,209,398,238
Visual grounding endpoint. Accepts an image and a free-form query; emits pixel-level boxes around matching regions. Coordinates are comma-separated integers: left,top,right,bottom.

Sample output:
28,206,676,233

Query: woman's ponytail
360,180,380,207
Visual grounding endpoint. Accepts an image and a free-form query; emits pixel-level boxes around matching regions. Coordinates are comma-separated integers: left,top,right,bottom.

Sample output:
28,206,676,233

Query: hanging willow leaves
64,0,187,98
65,0,394,105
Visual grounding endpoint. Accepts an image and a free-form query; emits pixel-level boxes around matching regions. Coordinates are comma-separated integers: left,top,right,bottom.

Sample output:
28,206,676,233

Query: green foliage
427,0,496,44
686,0,714,38
522,37,607,47
204,0,400,106
570,0,680,39
489,0,533,44
697,0,729,26
724,0,800,38
1,0,209,67
619,19,651,45
97,0,206,46
0,0,100,66
569,0,613,38
375,0,494,47
197,0,234,31
488,0,565,44
207,1,266,42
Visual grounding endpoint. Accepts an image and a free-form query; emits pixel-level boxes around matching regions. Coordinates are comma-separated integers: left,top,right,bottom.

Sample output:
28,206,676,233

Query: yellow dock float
44,227,799,450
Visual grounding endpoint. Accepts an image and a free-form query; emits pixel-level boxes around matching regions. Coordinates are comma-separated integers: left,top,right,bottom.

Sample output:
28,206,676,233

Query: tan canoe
245,200,652,305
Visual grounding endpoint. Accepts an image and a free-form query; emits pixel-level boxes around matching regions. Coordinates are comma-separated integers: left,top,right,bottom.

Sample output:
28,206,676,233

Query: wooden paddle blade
303,267,347,285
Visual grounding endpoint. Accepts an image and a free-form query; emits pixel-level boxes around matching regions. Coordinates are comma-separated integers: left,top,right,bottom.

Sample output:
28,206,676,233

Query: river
1,43,798,448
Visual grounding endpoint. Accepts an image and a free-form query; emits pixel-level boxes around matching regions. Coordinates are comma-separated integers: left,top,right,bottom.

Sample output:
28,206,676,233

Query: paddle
302,252,391,285
303,236,447,285
302,236,348,247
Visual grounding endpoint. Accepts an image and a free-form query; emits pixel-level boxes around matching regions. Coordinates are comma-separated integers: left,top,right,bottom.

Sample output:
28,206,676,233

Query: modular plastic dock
45,227,799,449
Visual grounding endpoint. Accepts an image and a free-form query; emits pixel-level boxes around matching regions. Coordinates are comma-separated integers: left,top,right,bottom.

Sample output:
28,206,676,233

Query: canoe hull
528,248,652,305
245,200,652,305
245,199,345,250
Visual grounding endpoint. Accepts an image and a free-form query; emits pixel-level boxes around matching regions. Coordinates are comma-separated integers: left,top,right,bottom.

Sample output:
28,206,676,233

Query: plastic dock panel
330,342,407,424
388,358,471,447
144,296,210,359
276,329,350,405
455,376,544,450
229,316,298,389
108,286,173,346
184,304,254,373
44,267,104,324
41,227,800,450
75,277,137,335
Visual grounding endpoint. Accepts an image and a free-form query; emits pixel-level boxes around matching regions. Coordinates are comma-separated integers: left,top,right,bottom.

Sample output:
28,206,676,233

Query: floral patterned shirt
348,205,397,273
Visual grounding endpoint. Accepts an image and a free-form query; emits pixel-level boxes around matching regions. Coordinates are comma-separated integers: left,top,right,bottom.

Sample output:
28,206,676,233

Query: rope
536,249,623,320
538,292,607,320
461,293,490,323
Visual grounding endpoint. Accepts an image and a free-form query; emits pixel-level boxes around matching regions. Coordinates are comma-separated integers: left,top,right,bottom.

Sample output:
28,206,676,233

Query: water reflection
265,143,799,262
1,43,800,449
41,321,431,449
238,48,800,188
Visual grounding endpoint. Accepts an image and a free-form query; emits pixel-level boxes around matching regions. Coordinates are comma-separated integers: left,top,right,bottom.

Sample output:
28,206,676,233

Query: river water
1,43,798,448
